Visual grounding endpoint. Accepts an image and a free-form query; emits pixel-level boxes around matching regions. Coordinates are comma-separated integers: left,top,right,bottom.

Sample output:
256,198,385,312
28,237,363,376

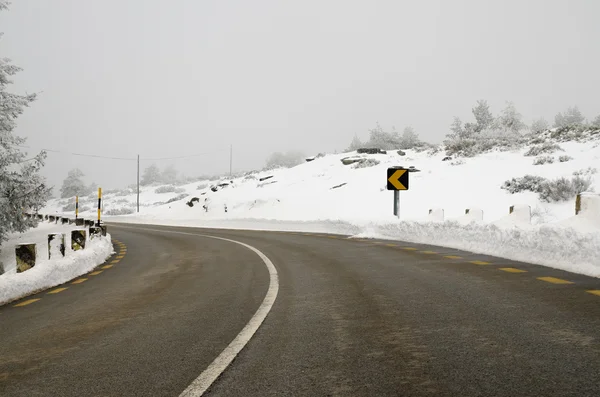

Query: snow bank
354,220,600,278
0,223,113,306
492,205,532,227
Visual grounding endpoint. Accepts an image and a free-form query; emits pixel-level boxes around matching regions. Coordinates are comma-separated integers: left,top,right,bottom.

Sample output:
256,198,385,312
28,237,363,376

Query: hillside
42,130,600,277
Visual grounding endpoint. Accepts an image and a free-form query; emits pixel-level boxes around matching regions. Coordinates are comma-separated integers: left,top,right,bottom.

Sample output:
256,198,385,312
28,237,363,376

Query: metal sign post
387,167,409,219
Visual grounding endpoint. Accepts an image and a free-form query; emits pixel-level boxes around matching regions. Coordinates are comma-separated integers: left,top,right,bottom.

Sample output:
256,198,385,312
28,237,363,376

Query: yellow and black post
75,196,79,219
97,188,102,226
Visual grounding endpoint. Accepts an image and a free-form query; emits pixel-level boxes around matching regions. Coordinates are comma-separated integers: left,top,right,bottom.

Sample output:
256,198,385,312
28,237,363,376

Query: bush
573,167,597,177
558,155,573,162
196,184,208,190
501,175,547,194
105,207,135,216
538,176,593,203
166,193,188,204
155,185,185,194
353,158,380,168
533,156,554,165
61,202,76,212
524,142,563,156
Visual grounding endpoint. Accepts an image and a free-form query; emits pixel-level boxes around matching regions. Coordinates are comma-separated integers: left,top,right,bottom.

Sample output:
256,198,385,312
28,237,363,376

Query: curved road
1,223,600,396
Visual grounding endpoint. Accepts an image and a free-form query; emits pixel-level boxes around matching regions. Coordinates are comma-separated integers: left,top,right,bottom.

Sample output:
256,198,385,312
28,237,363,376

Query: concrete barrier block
48,233,66,259
576,192,600,220
75,218,84,226
15,243,36,273
428,208,445,221
71,230,87,251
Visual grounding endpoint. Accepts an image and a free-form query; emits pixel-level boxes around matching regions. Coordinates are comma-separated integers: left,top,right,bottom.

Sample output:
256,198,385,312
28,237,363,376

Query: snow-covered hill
43,131,600,277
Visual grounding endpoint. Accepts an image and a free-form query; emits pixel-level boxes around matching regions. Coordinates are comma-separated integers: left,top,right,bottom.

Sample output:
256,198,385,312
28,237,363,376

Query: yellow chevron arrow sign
387,168,409,190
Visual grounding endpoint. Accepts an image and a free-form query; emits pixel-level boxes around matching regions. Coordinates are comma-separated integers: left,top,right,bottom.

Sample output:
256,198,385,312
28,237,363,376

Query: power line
16,145,228,161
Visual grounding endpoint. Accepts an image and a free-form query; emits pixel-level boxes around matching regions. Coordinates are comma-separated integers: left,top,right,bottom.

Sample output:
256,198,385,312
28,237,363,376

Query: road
1,223,600,397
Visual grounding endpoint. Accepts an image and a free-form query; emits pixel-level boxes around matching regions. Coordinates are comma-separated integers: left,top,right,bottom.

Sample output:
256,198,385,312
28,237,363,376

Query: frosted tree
554,106,585,128
472,100,494,132
366,123,401,149
346,134,363,152
400,126,420,149
494,101,526,134
60,168,87,198
0,1,50,243
530,118,549,134
265,151,305,169
141,164,160,185
447,117,463,140
591,114,600,128
160,165,178,184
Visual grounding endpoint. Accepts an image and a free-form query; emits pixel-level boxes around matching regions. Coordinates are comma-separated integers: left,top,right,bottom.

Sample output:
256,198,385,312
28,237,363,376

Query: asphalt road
1,223,600,397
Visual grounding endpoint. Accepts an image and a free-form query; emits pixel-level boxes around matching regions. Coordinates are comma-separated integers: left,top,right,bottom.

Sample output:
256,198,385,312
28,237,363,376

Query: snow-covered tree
494,101,526,134
448,117,463,140
530,118,549,134
0,2,50,243
346,134,363,152
554,106,585,128
160,164,178,184
366,123,401,149
399,126,420,149
60,168,87,198
591,114,600,128
265,150,305,169
472,100,494,132
141,164,160,185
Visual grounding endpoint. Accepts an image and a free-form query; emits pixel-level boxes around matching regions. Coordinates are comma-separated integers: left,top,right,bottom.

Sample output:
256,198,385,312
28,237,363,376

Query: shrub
558,155,573,162
538,176,594,203
61,202,76,212
155,185,185,194
573,167,597,177
524,142,563,156
105,207,135,216
450,159,465,166
533,156,554,165
166,193,188,204
0,261,4,276
353,158,380,168
197,184,208,190
501,175,547,194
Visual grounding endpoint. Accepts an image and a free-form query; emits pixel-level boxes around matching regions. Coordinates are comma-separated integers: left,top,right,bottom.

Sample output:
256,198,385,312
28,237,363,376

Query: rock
210,186,218,192
357,148,386,154
190,197,200,203
305,156,316,162
397,150,406,156
442,156,452,161
341,157,364,165
330,183,347,189
259,175,274,182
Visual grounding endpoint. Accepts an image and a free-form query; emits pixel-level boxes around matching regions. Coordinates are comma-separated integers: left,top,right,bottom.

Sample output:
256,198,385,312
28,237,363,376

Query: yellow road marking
444,255,463,259
402,247,418,251
71,278,88,285
420,251,438,254
586,290,600,297
14,298,40,307
470,261,491,265
304,233,312,236
101,264,113,269
119,250,127,254
47,287,68,294
537,276,573,285
89,271,103,276
328,236,337,239
499,267,527,273
115,255,125,259
386,244,397,247
110,260,120,264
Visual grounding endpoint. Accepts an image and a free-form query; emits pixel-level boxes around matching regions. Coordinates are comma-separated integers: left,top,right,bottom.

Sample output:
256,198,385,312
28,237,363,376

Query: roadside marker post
75,196,79,219
97,188,102,227
387,167,409,219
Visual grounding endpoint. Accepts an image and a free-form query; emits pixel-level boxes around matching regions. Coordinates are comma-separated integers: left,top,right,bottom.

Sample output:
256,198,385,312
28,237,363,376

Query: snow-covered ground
0,222,113,305
43,134,600,277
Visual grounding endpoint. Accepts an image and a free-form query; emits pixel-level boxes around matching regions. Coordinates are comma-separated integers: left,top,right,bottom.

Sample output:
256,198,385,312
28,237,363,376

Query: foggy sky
1,0,599,194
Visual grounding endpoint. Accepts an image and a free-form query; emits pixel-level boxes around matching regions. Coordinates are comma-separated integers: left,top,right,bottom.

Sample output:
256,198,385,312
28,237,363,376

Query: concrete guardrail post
71,230,87,251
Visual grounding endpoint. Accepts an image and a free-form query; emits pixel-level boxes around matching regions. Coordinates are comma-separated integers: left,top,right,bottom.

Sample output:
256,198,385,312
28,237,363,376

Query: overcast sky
1,0,599,193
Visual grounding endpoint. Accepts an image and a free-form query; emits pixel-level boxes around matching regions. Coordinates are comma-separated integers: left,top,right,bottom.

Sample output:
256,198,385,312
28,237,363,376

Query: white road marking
112,225,279,397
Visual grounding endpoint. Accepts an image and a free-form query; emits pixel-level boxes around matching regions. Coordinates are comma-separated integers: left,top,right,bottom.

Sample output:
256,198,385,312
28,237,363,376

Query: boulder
357,148,386,154
259,175,274,182
341,157,364,165
397,150,406,156
442,156,452,161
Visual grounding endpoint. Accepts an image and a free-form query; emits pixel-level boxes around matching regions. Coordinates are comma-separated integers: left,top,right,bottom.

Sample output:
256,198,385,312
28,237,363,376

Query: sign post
75,196,79,219
97,188,102,226
387,167,409,219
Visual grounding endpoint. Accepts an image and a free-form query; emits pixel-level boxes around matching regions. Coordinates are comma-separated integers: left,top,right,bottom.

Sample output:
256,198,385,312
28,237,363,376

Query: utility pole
137,154,140,213
229,144,232,177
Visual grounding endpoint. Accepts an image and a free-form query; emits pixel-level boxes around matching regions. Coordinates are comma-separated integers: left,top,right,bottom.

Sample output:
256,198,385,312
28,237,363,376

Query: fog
2,0,599,194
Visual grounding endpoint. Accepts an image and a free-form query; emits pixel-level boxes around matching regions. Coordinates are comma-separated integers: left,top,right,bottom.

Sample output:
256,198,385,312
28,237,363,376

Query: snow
0,222,113,305
42,138,600,277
